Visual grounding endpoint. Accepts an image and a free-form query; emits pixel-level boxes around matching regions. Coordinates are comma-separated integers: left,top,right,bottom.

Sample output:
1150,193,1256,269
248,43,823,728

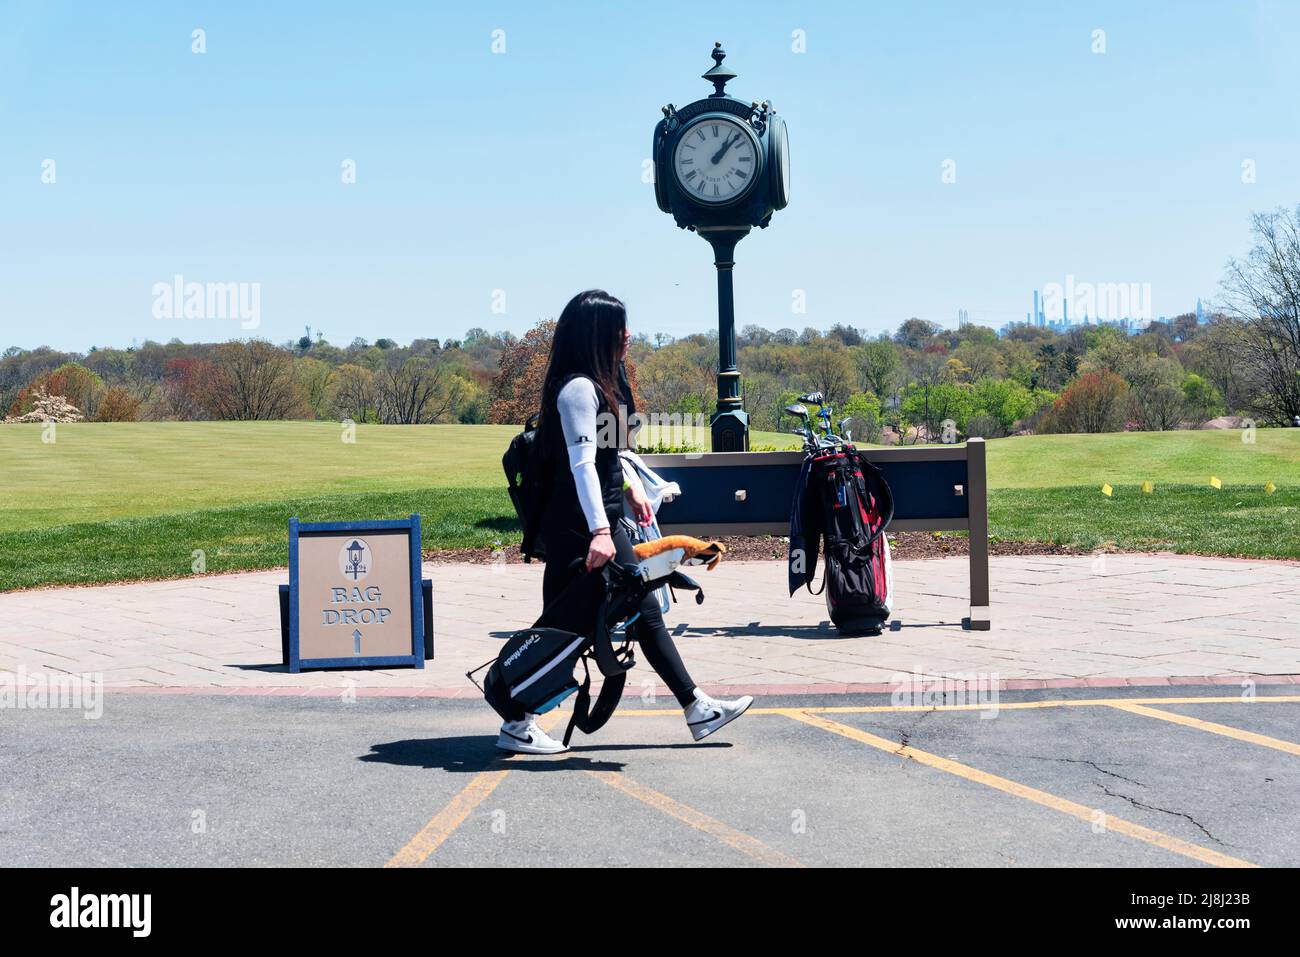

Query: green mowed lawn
1,423,1297,589
0,421,802,530
985,428,1300,489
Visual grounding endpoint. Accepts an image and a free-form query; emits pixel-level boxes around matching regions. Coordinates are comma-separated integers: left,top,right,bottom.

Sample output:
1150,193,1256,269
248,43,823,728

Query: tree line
5,207,1298,436
1,332,502,425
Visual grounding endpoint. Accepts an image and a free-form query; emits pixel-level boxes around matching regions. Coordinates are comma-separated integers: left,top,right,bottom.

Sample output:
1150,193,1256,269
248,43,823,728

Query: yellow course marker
1210,476,1222,489
1265,481,1276,495
385,770,509,867
1108,702,1300,756
786,710,1256,869
1141,481,1154,494
1101,483,1113,497
587,770,805,868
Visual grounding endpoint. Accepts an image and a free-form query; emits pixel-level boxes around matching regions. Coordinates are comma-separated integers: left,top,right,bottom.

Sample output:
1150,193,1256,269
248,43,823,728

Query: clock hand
712,132,733,164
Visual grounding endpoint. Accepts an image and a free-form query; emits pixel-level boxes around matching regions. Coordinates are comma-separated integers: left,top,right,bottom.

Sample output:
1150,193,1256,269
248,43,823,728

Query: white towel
619,450,682,515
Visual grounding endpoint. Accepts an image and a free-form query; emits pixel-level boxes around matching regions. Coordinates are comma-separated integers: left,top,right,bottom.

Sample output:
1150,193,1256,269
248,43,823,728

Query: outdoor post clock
654,42,790,451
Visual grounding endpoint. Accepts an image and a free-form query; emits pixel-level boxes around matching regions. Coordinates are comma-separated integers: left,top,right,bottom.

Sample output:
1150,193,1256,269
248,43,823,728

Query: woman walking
497,290,753,754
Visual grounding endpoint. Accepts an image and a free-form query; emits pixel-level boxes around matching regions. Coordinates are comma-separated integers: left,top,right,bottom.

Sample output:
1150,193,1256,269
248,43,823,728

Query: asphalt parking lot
2,686,1297,867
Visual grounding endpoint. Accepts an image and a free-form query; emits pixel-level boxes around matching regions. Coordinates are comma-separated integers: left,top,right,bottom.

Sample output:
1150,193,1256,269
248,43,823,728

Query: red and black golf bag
789,447,894,635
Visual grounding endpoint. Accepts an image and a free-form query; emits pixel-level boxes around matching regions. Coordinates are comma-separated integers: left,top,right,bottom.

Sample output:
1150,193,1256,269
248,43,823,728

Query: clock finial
702,41,736,97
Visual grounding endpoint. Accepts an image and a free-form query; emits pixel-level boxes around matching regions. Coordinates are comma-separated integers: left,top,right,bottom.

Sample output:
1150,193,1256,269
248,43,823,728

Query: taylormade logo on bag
504,634,540,668
49,887,151,937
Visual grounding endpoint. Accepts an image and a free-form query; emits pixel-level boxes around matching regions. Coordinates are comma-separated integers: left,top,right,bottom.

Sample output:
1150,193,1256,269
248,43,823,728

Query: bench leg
966,438,991,630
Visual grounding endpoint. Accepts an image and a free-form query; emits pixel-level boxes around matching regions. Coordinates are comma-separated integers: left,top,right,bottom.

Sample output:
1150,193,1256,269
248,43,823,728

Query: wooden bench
641,437,990,629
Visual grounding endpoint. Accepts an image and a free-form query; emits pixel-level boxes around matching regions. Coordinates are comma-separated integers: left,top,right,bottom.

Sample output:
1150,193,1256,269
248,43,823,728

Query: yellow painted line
386,712,567,867
615,695,1300,717
586,770,805,867
385,769,509,867
383,698,1298,866
785,710,1256,869
1108,702,1300,756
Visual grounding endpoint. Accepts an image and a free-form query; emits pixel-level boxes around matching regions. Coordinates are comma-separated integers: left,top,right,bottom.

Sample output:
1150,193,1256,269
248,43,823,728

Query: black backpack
805,448,895,635
502,413,550,562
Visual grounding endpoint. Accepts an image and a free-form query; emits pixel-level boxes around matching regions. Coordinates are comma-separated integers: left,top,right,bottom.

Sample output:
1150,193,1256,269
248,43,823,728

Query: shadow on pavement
360,734,729,773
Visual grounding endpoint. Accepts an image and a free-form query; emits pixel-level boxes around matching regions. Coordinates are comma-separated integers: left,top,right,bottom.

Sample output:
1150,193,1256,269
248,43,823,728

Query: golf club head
798,392,824,406
784,403,808,419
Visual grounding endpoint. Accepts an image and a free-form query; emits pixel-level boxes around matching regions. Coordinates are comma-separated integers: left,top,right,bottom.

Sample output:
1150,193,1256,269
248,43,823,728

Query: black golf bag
791,447,894,635
472,555,703,745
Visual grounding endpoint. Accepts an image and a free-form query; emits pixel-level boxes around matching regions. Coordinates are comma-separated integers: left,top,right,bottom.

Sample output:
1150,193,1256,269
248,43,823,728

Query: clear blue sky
3,0,1298,351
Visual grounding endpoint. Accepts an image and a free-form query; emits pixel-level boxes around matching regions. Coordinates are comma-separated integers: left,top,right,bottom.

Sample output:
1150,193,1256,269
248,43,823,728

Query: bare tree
1219,207,1300,424
330,363,376,422
207,341,304,420
377,356,462,424
1186,318,1247,412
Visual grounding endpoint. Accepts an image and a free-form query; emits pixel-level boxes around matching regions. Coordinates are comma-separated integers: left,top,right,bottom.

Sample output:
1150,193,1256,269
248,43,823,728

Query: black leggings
542,524,697,708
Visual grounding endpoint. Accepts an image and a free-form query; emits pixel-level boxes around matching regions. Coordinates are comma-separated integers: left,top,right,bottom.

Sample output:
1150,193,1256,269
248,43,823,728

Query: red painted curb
90,674,1300,698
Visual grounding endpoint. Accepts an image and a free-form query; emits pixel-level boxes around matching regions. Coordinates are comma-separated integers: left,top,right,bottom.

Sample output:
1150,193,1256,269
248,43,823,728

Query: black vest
543,372,629,537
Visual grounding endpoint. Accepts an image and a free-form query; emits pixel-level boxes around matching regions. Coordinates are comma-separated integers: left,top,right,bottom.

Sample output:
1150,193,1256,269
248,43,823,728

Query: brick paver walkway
2,554,1297,695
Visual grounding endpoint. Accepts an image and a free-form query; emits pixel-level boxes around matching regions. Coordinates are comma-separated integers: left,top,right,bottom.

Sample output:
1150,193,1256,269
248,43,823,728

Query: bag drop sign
287,516,425,671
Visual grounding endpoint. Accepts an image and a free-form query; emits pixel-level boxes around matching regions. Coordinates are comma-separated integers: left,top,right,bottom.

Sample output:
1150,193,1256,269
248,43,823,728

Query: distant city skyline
4,1,1299,351
999,285,1213,338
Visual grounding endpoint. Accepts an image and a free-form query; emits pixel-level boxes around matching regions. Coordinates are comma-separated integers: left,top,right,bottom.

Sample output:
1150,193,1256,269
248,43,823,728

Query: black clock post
653,42,790,452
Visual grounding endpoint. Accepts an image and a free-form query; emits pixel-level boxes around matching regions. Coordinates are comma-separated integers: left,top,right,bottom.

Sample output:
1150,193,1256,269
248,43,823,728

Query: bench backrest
640,438,990,629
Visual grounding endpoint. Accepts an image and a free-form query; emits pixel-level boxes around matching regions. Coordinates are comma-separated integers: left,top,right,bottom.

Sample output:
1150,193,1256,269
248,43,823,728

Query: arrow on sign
352,629,363,655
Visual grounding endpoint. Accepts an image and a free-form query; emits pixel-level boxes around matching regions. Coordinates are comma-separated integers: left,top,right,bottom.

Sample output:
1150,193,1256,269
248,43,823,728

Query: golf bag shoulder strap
591,569,637,679
853,451,895,546
564,657,627,746
563,565,636,746
805,564,827,596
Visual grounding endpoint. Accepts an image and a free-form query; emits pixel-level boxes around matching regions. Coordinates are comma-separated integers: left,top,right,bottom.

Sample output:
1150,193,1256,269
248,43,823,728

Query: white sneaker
684,689,754,742
496,714,568,754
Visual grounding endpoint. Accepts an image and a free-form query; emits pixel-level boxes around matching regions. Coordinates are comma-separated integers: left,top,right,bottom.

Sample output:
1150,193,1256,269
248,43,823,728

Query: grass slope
0,421,800,531
983,429,1300,489
1,423,1296,589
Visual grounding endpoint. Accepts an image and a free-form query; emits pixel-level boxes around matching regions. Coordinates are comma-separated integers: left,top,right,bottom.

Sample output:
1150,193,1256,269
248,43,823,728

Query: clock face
672,118,758,205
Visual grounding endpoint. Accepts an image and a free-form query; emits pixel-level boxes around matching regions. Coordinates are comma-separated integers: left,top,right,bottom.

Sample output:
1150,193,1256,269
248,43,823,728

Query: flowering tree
3,388,83,423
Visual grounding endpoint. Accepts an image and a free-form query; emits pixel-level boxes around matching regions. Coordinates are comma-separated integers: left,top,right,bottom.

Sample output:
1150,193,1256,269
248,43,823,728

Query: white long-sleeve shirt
557,376,612,533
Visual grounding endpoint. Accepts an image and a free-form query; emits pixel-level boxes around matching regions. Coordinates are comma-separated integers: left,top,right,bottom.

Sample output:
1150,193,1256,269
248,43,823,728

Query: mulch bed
425,532,1086,565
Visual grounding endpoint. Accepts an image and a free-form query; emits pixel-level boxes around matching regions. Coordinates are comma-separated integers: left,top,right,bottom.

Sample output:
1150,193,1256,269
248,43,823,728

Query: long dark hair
538,289,628,454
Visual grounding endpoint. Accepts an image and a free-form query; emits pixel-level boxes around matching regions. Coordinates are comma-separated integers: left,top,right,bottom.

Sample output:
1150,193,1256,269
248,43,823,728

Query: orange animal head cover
632,535,726,570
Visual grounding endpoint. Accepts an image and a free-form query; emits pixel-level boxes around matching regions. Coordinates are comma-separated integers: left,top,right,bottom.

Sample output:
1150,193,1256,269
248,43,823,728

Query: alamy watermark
586,404,708,450
50,887,150,937
1,665,103,719
151,274,260,329
1041,274,1152,323
890,669,1000,717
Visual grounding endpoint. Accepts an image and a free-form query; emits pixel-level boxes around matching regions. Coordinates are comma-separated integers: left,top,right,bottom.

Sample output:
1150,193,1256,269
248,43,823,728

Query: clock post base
710,408,749,452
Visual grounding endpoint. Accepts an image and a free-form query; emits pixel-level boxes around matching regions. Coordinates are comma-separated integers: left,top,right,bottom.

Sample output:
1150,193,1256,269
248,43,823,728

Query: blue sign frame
287,514,425,673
